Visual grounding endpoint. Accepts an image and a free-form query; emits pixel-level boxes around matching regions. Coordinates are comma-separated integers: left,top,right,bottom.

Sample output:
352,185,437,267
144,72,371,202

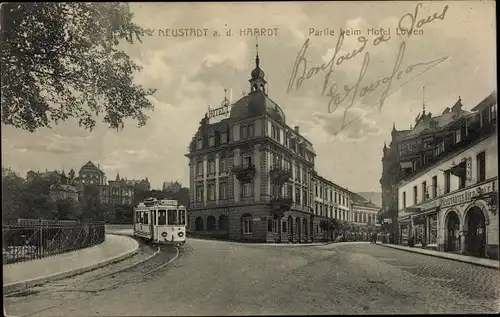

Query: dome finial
255,38,260,68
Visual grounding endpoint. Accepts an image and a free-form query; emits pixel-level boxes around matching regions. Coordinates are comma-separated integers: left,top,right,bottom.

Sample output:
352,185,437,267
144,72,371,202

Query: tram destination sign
440,179,497,208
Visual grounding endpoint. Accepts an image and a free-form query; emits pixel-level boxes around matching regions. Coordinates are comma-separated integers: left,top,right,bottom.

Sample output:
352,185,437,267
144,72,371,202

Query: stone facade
395,93,497,259
186,50,354,243
381,91,497,248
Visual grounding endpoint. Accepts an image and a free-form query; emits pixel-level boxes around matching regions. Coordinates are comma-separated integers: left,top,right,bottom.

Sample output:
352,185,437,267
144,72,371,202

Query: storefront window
429,214,438,244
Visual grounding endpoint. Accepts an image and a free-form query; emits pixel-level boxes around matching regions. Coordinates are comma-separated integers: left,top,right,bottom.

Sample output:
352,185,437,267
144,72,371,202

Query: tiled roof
471,91,497,111
79,161,104,174
50,184,77,193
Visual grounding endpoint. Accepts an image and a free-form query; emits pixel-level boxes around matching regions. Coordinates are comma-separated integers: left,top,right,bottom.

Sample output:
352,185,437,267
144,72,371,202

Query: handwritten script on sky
287,3,450,136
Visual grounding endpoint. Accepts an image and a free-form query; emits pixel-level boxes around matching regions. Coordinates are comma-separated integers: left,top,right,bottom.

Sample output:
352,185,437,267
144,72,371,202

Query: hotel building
185,50,354,243
394,92,497,259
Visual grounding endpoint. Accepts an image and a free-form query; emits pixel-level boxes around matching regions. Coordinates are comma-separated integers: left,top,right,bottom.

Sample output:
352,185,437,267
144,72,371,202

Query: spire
255,37,260,68
249,39,267,93
422,86,426,115
392,121,396,132
116,172,120,181
383,141,387,149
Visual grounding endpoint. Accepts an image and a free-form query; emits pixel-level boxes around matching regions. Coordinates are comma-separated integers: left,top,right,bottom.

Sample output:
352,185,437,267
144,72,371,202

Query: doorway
465,207,486,257
445,211,460,252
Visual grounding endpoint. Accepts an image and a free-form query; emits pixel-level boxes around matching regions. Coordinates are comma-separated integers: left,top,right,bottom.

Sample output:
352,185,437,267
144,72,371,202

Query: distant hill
356,192,382,208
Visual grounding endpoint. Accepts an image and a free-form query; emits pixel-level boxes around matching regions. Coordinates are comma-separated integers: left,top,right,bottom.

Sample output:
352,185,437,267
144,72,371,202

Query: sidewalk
379,243,499,269
107,228,134,236
3,234,139,294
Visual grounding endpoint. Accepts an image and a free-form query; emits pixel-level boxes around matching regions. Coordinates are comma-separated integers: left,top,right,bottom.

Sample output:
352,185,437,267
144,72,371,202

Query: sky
1,1,496,192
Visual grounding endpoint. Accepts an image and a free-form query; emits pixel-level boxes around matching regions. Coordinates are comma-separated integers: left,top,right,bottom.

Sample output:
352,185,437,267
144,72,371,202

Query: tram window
136,212,140,223
168,210,177,225
178,209,186,225
158,210,167,225
143,212,149,225
152,210,157,225
140,212,144,224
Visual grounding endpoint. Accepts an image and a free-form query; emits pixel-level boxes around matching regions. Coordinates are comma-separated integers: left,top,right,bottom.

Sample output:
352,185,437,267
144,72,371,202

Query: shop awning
412,217,426,225
399,161,413,169
404,206,421,213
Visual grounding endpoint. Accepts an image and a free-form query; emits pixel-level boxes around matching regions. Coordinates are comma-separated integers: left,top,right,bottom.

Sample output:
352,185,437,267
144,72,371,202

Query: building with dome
185,49,353,243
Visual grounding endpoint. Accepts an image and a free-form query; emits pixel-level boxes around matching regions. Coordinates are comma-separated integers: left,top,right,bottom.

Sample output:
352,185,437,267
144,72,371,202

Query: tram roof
136,199,186,209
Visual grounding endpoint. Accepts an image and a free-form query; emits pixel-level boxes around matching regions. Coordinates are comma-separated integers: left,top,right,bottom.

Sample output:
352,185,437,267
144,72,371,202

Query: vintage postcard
2,1,498,316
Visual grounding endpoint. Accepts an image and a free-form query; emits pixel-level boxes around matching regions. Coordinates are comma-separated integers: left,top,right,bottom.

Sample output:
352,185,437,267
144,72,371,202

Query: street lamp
425,184,441,200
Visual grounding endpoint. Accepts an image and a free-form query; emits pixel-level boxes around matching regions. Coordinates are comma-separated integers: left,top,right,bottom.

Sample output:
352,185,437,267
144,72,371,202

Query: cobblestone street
5,239,499,316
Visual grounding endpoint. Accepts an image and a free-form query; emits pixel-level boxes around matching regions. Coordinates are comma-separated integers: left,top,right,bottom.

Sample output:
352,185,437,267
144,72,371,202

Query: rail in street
5,243,181,317
4,239,499,316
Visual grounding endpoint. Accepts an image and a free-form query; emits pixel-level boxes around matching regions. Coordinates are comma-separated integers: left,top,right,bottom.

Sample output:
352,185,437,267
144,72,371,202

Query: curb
378,243,499,270
3,235,140,294
85,244,161,282
188,237,371,247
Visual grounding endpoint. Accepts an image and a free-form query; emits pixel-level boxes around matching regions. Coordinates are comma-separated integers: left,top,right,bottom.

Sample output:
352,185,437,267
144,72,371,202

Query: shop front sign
440,179,497,209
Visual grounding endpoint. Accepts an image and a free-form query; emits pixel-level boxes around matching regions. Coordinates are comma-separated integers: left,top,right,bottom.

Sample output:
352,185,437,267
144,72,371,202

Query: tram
133,197,187,246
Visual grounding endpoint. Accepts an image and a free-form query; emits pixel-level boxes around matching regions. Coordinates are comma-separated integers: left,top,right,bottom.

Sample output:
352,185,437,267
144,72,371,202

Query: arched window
219,215,229,232
195,217,204,231
207,216,216,231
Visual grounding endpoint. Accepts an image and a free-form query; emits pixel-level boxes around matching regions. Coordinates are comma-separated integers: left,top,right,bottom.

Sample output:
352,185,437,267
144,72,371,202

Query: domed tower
249,44,267,94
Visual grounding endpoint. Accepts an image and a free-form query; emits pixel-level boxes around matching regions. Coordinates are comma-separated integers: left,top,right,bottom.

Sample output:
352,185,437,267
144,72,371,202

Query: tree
24,175,52,195
68,169,75,183
328,219,341,241
55,197,79,220
19,192,57,220
80,185,104,221
2,170,25,222
114,204,133,224
1,3,156,132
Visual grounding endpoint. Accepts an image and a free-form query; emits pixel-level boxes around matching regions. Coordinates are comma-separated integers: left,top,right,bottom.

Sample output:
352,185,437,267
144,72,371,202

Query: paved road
5,240,499,316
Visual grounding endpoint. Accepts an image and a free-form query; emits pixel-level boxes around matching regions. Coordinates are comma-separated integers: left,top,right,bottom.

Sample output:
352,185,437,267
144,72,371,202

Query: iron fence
2,219,105,264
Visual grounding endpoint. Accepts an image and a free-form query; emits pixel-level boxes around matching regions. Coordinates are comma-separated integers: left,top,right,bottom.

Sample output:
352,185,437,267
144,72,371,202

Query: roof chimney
294,126,300,133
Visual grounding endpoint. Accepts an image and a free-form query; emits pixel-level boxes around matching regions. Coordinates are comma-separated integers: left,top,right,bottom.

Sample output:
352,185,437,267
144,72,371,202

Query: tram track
5,243,182,317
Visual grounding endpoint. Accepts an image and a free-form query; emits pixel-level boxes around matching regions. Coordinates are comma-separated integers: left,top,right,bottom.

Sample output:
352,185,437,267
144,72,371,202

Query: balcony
269,197,294,218
231,165,256,182
269,166,293,185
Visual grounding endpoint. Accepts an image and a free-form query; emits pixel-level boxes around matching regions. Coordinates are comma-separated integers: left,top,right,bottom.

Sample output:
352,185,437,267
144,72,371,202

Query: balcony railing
269,197,294,218
269,166,293,185
231,165,256,182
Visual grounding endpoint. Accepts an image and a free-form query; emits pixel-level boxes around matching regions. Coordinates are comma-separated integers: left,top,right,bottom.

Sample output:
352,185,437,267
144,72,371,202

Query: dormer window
271,125,281,142
196,137,202,150
454,128,461,144
490,103,497,121
220,130,228,144
240,124,254,140
208,134,215,147
434,141,445,156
